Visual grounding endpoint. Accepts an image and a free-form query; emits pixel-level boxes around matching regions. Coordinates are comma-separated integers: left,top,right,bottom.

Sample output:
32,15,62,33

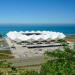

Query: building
6,31,66,58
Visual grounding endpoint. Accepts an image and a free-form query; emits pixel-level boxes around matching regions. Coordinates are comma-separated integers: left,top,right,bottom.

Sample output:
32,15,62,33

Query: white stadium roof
6,31,66,42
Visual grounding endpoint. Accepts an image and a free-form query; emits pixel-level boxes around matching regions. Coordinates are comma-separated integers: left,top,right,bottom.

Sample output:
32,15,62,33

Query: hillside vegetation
0,42,75,75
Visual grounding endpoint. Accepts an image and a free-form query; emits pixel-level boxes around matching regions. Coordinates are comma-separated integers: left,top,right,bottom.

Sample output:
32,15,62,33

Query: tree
40,45,75,75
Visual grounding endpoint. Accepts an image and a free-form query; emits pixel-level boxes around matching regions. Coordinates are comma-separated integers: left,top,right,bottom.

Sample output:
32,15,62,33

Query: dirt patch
65,38,75,42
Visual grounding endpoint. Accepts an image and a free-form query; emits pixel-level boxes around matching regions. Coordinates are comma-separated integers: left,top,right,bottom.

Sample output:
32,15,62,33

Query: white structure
6,31,66,42
6,31,66,58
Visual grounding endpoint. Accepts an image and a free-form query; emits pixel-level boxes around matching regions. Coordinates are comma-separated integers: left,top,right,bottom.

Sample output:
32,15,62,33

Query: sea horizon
0,24,75,36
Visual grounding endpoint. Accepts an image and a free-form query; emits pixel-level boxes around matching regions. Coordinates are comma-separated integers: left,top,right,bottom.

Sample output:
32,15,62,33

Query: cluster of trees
0,43,75,75
41,47,75,75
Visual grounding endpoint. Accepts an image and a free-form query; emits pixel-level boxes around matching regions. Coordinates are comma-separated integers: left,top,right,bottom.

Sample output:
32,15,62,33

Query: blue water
0,24,75,36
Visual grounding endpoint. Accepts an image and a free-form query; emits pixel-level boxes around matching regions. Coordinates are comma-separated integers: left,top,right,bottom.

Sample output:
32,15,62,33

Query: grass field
0,50,11,54
0,50,13,59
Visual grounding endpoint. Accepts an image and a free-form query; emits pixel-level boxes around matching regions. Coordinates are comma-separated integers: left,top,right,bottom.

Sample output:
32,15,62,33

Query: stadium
6,31,66,58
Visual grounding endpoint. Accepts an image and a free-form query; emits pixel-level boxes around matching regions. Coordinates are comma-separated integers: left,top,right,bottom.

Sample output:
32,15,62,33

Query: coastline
0,24,75,35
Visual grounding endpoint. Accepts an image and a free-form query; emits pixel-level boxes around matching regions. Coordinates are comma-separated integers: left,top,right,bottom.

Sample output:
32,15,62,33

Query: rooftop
6,31,66,42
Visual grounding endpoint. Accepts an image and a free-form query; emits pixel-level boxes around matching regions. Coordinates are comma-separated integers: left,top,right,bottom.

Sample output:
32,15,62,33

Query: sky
0,0,75,24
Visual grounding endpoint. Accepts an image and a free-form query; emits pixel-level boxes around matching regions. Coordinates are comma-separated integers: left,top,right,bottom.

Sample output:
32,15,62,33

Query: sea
0,24,75,36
